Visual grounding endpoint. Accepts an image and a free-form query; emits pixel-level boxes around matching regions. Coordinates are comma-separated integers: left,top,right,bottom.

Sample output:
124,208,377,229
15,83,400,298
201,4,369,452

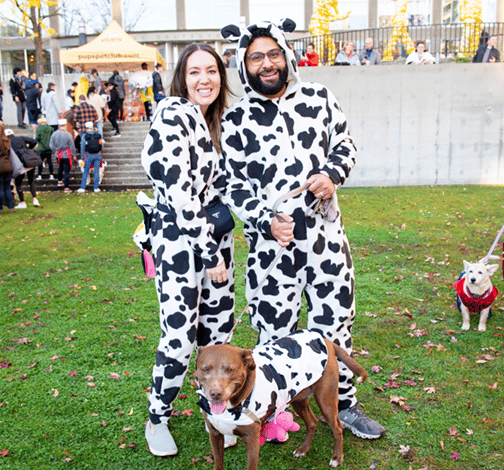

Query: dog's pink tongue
210,401,227,414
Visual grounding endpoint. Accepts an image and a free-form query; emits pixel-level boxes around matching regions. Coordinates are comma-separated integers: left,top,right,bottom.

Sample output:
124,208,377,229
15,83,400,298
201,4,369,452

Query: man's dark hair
13,67,21,74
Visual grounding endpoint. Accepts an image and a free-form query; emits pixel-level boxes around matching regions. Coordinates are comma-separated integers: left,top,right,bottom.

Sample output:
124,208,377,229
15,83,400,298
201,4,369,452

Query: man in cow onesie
220,19,385,439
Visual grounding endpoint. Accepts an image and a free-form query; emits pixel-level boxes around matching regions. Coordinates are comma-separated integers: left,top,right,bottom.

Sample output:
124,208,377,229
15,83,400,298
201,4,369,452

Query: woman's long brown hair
170,43,231,153
0,123,10,155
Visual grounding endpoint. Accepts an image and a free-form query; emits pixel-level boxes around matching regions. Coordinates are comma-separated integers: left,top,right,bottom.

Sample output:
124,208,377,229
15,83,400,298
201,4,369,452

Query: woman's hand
206,261,227,283
307,174,335,200
271,214,294,247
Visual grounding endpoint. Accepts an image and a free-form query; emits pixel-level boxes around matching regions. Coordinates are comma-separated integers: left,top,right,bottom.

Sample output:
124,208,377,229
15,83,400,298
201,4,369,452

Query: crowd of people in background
0,61,169,212
219,33,500,68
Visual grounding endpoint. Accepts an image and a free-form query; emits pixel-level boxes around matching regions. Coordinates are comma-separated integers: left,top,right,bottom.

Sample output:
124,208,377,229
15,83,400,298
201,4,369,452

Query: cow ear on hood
221,24,241,41
278,18,296,33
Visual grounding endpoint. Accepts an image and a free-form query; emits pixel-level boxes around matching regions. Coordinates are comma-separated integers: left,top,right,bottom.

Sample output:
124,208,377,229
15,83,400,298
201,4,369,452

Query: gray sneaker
338,404,385,439
145,421,178,456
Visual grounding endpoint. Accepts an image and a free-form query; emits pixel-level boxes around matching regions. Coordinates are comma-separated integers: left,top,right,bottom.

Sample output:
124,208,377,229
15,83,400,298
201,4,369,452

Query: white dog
79,159,107,186
455,260,499,331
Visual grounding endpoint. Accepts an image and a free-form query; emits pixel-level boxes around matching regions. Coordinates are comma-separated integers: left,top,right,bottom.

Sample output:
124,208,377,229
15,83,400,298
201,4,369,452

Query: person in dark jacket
473,35,500,63
108,70,125,121
25,82,42,136
106,82,121,137
5,128,39,208
0,123,15,213
25,71,40,90
152,63,165,105
35,115,54,180
0,77,4,121
9,67,27,128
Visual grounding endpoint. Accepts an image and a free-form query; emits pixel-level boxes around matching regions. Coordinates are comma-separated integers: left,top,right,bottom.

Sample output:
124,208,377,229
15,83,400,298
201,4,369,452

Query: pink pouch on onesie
142,250,155,278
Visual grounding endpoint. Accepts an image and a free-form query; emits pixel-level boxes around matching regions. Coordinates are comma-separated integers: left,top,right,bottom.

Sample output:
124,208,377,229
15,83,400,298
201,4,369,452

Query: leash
224,181,324,344
479,222,504,280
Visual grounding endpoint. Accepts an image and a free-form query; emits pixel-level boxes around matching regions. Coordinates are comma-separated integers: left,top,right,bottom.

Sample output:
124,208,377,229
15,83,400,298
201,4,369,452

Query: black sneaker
338,404,385,439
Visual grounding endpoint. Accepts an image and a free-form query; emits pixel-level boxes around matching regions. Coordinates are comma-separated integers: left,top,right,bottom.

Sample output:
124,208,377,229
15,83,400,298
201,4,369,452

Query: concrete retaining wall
317,63,504,187
3,63,503,187
228,63,504,187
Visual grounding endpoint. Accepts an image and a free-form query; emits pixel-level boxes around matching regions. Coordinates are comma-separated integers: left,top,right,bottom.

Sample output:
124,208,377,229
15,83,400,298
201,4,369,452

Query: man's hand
306,174,335,200
206,261,228,283
271,214,294,247
14,96,19,103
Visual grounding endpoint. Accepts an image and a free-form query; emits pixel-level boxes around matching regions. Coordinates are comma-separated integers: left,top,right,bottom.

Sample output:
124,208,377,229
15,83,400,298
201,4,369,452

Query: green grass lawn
1,186,503,470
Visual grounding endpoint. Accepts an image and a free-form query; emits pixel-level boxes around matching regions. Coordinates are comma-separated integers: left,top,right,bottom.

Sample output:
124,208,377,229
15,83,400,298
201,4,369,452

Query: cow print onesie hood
221,18,300,101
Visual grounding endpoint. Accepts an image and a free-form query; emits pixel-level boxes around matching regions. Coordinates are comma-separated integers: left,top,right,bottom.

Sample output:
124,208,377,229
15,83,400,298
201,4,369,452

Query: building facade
1,0,503,73
129,0,501,31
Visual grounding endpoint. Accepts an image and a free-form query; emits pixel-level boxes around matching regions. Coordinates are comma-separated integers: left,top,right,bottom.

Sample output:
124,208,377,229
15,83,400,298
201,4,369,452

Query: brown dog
195,330,368,469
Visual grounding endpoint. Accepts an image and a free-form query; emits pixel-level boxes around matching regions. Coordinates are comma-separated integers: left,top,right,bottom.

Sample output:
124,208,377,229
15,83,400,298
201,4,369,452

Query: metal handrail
293,22,504,65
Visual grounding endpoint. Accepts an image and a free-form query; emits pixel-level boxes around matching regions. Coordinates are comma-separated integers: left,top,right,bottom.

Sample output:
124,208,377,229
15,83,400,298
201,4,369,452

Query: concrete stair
12,121,152,192
100,121,151,190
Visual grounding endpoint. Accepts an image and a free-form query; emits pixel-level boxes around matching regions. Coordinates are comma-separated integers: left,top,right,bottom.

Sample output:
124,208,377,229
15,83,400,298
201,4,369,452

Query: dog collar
464,285,492,300
196,391,261,425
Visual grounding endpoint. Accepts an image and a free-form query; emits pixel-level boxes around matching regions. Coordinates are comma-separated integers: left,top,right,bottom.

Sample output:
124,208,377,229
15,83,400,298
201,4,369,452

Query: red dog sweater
454,278,498,313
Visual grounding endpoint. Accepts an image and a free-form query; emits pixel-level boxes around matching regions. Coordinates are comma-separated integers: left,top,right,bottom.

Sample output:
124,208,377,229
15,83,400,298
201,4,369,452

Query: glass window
131,0,176,31
185,0,240,29
250,0,304,30
442,1,459,23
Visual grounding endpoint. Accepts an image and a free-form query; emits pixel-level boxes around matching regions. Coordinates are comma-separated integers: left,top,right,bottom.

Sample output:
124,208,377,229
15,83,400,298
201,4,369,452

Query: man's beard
247,64,288,96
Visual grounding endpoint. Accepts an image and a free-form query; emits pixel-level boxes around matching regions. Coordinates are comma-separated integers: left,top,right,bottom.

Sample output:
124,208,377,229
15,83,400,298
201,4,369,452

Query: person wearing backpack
50,119,77,194
35,115,54,180
77,121,102,193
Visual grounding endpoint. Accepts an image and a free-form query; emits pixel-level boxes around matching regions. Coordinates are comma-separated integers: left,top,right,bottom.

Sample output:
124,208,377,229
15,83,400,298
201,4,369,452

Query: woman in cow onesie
139,43,235,456
220,20,385,439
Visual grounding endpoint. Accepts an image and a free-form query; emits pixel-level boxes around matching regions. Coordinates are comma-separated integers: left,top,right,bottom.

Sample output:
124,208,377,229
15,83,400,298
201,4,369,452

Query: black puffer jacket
8,135,37,155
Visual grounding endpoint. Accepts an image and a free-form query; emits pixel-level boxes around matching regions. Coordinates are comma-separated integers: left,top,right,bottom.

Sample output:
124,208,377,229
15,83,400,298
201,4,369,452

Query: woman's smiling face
185,50,221,115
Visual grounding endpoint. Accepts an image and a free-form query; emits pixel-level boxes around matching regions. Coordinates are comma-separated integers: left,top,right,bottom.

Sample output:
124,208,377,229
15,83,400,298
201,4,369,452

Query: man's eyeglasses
246,49,285,66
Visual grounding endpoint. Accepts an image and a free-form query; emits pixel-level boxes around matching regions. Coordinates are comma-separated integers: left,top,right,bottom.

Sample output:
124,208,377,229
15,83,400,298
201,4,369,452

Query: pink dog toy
259,411,300,446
